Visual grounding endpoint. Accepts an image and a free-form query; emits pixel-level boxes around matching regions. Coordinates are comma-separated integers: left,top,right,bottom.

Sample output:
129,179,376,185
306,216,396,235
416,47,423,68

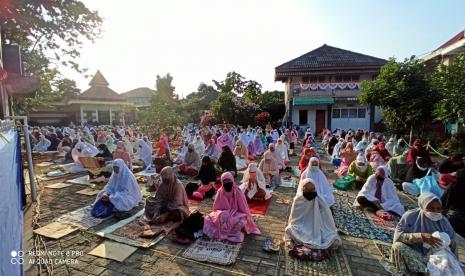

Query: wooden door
315,110,326,135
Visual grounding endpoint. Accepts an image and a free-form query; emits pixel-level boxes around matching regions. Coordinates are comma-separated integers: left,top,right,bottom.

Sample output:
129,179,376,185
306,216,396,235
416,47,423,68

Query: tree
259,90,285,121
431,52,465,124
138,74,185,131
1,0,102,111
255,112,271,127
182,83,219,123
358,57,436,136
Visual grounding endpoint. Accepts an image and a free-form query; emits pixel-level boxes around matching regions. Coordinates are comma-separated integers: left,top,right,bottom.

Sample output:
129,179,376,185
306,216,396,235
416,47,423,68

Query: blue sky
63,0,465,97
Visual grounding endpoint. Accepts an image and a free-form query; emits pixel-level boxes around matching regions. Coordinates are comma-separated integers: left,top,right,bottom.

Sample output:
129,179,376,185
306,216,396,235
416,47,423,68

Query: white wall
331,118,369,131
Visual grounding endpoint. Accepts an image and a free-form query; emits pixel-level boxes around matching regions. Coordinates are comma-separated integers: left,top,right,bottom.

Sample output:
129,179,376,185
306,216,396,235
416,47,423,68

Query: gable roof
435,29,465,51
276,44,387,70
79,71,125,101
121,87,155,98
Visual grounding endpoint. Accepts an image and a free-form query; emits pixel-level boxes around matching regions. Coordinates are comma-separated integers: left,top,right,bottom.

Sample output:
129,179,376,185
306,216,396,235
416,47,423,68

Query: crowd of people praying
29,122,465,275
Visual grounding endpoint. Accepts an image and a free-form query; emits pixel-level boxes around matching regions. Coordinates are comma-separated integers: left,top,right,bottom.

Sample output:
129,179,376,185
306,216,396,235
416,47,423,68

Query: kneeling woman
285,178,341,261
92,159,142,218
203,172,260,242
391,193,458,275
354,166,405,216
240,163,271,201
144,167,190,224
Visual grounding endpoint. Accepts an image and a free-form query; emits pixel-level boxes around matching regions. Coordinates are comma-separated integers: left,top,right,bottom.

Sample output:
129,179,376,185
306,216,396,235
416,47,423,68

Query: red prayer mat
248,197,272,216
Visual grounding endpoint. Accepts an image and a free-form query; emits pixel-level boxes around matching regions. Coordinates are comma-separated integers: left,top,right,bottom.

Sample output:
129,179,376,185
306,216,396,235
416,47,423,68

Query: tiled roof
79,71,125,101
121,87,155,98
276,44,386,70
435,29,465,51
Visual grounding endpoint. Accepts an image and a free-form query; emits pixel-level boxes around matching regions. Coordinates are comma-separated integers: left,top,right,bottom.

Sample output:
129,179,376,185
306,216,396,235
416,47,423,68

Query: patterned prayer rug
363,209,400,231
333,190,394,243
284,248,352,276
55,205,109,229
182,238,242,265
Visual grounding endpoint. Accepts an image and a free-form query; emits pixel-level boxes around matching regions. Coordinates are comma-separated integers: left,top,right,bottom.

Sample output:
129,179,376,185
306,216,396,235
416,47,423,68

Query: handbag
333,175,355,191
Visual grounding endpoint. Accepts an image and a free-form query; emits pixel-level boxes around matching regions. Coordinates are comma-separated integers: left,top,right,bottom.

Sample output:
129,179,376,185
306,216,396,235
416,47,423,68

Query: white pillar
80,106,84,126
109,108,113,125
95,109,99,123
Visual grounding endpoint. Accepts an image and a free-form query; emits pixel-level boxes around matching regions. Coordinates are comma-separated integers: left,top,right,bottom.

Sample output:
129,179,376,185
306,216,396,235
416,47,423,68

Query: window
299,110,308,125
332,108,366,119
352,75,360,82
343,75,351,82
318,76,326,83
340,109,349,118
349,108,358,118
302,77,309,83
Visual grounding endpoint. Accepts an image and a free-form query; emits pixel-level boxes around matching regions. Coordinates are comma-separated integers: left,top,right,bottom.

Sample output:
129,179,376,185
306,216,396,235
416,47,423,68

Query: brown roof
275,44,386,81
79,70,125,101
121,87,155,98
435,30,465,51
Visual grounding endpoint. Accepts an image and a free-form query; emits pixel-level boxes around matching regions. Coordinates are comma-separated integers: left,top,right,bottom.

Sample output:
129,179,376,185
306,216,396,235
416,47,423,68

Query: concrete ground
23,145,465,276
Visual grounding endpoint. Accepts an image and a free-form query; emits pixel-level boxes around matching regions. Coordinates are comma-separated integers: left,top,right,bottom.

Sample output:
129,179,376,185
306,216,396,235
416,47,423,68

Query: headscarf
197,156,217,185
94,159,141,211
233,140,248,159
48,133,61,151
204,139,220,161
393,192,455,255
259,151,279,175
96,144,113,161
71,141,98,163
212,172,260,234
184,144,201,171
253,135,265,156
285,178,340,249
113,141,131,165
193,135,206,155
33,135,51,152
240,163,271,200
355,154,368,173
136,139,153,167
144,166,189,221
300,157,335,207
218,145,237,173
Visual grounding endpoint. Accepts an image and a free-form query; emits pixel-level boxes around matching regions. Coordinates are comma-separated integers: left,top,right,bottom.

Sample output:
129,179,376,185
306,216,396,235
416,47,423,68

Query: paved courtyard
24,145,465,276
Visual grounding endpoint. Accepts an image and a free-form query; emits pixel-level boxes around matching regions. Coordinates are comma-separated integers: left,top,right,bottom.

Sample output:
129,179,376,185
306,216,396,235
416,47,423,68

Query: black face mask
303,191,317,201
399,142,405,147
223,181,233,192
376,176,385,182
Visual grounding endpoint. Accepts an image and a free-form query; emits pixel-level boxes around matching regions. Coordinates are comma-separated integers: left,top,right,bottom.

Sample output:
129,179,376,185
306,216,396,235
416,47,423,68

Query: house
275,44,386,133
121,87,154,108
28,70,134,126
422,29,465,67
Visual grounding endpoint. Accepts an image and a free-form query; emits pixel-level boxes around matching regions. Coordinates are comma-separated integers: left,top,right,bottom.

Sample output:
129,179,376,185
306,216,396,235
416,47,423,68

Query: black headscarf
197,156,217,185
47,133,61,151
96,144,113,161
218,146,236,175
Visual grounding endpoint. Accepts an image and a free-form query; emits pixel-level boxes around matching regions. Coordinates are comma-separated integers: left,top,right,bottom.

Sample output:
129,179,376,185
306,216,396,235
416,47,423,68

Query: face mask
188,149,193,152
303,191,317,201
376,176,384,182
249,172,257,177
223,181,233,192
77,149,82,153
113,166,120,174
399,142,406,147
424,211,443,221
310,167,318,173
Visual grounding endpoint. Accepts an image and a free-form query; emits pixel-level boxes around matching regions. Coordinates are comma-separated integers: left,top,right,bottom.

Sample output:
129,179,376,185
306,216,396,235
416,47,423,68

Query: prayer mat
66,175,94,186
36,161,55,168
96,209,174,248
280,179,297,188
182,238,242,265
293,166,301,177
285,248,352,276
55,205,109,230
188,196,203,204
332,190,394,243
33,221,79,239
248,197,272,216
45,183,72,189
276,197,291,205
46,170,66,177
88,241,137,262
76,188,101,196
374,241,392,259
363,210,399,231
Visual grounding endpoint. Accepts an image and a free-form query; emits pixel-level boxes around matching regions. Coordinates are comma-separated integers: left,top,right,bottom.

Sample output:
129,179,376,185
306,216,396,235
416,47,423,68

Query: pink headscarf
213,172,260,235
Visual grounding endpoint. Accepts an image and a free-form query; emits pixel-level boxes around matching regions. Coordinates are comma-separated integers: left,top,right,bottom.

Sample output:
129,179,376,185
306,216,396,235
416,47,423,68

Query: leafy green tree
259,90,285,121
431,52,465,124
182,83,219,122
1,0,102,111
139,74,185,130
358,57,436,135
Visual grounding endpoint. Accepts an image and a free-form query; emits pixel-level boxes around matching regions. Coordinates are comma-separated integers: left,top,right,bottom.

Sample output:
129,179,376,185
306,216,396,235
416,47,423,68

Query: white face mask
424,211,443,221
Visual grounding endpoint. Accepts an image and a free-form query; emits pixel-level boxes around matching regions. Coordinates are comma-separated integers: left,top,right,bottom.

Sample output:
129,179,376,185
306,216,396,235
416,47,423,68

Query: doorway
315,110,326,134
299,110,307,125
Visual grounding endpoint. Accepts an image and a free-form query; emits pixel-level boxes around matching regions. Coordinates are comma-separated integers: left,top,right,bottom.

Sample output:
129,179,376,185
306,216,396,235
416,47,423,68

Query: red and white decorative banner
299,82,358,90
